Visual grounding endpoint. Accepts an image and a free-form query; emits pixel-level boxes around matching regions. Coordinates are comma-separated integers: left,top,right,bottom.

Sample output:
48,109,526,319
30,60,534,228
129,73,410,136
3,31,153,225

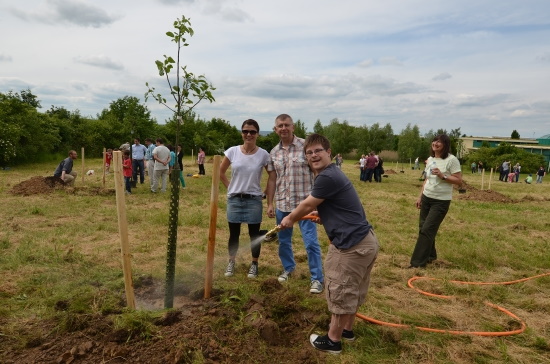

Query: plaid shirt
268,136,314,212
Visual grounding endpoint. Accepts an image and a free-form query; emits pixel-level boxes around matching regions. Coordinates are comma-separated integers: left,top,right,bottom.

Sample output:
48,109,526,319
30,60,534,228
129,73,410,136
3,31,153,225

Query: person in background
266,114,324,294
167,144,176,175
525,174,533,184
471,161,477,174
414,157,419,170
132,138,147,184
122,150,132,194
374,156,384,183
279,133,379,355
409,134,462,268
220,119,273,279
54,150,78,185
508,170,516,183
364,151,378,183
151,138,170,193
197,147,206,175
477,161,484,174
335,153,343,169
359,154,366,181
536,166,546,183
105,148,113,174
514,163,521,183
177,145,186,189
145,138,156,186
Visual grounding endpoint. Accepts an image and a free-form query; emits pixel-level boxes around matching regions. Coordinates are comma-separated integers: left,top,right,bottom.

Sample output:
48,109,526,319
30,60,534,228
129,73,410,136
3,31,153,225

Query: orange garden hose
356,272,550,336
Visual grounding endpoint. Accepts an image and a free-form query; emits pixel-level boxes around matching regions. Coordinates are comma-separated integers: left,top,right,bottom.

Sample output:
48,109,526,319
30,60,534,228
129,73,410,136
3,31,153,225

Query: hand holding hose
279,214,321,230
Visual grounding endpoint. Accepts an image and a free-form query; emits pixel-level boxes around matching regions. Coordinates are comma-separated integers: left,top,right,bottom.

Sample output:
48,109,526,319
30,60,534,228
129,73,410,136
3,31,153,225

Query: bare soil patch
10,176,115,196
456,181,514,203
10,176,66,195
2,276,325,364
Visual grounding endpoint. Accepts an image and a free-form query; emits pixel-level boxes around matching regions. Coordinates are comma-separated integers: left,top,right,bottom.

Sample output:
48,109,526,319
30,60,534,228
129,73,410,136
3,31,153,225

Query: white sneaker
310,280,323,294
224,260,235,277
277,270,291,283
247,263,258,278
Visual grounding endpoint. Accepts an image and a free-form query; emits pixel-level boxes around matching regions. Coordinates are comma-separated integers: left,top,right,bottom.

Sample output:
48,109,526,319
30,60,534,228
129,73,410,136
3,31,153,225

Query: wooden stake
204,155,222,299
488,168,493,190
113,151,136,309
102,147,106,188
481,169,485,190
81,147,85,184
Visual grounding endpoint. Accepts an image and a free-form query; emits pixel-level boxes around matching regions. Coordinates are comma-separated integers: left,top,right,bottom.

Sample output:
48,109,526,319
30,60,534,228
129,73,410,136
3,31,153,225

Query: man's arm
279,195,324,229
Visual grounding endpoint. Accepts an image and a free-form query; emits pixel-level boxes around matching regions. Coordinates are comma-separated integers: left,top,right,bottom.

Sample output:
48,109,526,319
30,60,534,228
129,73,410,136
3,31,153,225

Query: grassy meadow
1,156,550,363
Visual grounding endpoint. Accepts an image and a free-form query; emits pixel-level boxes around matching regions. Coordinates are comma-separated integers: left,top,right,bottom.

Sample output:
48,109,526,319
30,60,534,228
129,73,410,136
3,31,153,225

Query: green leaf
166,31,174,37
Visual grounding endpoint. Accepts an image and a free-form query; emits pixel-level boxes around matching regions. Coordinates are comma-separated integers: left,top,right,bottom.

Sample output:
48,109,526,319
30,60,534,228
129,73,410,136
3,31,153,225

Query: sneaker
309,334,341,355
224,260,235,277
247,262,258,278
310,280,323,294
342,329,356,342
278,270,292,283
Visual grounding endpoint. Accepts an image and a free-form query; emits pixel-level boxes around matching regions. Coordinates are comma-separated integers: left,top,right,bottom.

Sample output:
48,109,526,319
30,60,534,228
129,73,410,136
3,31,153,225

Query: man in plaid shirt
266,114,324,294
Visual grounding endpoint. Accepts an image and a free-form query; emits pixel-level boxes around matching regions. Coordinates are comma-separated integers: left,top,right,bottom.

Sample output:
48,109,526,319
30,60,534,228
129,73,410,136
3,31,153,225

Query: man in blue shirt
132,138,147,184
54,150,78,185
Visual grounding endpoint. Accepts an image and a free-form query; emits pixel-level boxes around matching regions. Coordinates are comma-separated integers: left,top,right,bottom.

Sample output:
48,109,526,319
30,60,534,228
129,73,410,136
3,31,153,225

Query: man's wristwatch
442,175,447,180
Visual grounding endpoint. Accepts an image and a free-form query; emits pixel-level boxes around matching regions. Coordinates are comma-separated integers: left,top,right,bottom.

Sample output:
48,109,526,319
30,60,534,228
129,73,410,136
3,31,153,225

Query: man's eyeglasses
241,130,258,135
305,148,325,157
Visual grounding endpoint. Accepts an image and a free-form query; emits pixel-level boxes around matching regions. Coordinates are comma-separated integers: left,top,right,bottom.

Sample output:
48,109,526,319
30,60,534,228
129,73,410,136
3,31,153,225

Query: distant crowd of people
54,138,208,193
358,151,384,183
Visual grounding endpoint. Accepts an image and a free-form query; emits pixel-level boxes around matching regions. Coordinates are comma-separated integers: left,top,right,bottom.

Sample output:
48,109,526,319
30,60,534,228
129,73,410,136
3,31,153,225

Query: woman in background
409,134,462,268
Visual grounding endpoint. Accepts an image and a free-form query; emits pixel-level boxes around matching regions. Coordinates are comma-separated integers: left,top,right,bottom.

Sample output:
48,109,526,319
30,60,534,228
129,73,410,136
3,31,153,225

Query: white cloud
9,0,119,28
432,72,452,81
74,55,124,70
0,54,13,62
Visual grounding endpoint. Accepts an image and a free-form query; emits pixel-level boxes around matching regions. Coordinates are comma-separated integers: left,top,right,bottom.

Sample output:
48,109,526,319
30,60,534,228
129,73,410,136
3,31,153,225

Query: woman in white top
220,119,274,278
409,134,462,268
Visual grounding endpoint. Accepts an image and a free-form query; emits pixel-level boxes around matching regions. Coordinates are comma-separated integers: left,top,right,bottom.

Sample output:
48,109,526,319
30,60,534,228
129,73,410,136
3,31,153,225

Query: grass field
1,157,549,363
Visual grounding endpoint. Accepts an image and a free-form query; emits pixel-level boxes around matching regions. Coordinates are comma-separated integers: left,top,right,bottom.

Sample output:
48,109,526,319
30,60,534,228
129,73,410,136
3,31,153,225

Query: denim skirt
226,195,263,224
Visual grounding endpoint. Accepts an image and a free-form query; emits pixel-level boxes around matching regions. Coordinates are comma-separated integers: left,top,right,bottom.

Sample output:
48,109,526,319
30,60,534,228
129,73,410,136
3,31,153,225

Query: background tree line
3,89,537,169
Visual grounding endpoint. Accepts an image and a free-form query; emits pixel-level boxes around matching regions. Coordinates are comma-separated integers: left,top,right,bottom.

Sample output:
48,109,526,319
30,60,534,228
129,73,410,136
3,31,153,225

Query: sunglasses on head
241,130,258,135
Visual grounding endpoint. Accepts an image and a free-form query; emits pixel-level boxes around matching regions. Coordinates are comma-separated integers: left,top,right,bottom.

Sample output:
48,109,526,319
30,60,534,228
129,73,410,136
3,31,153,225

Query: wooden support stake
113,151,136,309
488,168,493,191
204,155,222,299
102,147,106,188
81,147,85,184
481,169,485,191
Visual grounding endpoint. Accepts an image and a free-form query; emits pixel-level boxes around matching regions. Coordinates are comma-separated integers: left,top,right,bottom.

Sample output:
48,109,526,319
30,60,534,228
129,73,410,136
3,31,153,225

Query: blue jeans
276,209,323,283
132,159,145,183
124,176,132,193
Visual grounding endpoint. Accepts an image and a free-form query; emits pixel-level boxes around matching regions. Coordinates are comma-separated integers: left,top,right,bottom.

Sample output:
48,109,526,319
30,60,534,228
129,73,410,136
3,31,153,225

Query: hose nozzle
263,225,280,242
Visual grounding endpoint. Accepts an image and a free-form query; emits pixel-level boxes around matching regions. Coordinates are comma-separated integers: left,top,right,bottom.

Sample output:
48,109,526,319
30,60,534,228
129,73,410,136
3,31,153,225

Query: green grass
1,158,550,363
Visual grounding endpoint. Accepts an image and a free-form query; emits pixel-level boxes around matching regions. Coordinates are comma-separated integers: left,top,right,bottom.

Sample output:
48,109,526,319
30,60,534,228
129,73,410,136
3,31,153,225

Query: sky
1,0,549,138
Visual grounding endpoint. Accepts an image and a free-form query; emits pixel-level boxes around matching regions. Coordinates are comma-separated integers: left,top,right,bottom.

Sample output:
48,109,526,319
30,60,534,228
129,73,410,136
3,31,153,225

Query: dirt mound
11,176,65,195
456,181,514,203
384,169,398,174
10,177,115,196
3,278,326,364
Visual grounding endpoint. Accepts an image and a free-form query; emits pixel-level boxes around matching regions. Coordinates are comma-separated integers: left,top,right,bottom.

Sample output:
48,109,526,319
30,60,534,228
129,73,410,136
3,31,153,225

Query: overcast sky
1,0,549,138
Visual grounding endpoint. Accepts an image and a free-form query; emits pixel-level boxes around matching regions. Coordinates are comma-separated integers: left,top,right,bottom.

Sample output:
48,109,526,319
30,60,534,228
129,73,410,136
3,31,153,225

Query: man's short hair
68,150,76,156
275,114,293,124
304,133,331,153
156,138,164,144
145,138,153,143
